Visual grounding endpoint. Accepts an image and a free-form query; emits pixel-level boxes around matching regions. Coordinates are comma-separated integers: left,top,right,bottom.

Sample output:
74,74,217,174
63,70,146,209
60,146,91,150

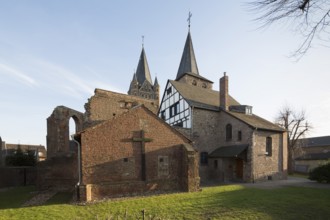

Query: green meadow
0,185,329,220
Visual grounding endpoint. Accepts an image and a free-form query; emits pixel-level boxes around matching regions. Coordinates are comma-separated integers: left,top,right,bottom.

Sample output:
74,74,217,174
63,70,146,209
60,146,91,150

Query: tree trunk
287,148,295,175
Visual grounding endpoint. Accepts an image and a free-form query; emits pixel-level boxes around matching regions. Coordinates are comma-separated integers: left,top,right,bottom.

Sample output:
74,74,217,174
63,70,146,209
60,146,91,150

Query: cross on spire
187,11,192,30
142,35,144,47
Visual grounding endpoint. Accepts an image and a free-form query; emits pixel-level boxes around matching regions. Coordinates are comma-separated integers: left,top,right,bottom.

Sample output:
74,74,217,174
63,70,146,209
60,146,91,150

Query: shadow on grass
0,186,73,210
44,191,73,205
0,186,36,210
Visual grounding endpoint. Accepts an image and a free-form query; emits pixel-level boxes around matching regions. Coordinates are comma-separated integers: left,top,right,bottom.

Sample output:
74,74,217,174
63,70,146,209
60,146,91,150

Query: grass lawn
0,185,330,219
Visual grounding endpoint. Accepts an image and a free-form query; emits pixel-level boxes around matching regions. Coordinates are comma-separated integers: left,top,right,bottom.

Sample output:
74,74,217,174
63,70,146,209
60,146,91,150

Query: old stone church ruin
42,26,288,201
41,45,199,201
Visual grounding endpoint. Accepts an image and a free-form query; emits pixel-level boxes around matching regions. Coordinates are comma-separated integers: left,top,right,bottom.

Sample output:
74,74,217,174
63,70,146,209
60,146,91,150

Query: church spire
176,31,200,80
136,47,152,85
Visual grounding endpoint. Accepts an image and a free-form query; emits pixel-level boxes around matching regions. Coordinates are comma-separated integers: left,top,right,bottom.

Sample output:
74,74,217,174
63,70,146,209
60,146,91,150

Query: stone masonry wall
252,130,287,182
216,111,254,182
192,109,255,182
191,108,220,182
177,74,213,89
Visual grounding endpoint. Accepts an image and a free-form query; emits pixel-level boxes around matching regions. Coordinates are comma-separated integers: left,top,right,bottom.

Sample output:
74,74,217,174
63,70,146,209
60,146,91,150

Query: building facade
42,46,200,201
158,31,288,183
75,106,199,201
295,136,330,173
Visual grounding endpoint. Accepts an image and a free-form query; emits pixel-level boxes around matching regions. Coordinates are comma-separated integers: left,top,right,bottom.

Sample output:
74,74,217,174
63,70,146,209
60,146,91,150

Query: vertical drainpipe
71,134,82,201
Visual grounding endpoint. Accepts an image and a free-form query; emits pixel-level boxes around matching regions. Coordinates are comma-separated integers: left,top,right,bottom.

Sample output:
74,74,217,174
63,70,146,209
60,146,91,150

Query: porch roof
209,144,248,158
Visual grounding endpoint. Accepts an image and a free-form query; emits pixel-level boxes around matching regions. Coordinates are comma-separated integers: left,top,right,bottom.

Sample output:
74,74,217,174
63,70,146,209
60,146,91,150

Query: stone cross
131,130,152,181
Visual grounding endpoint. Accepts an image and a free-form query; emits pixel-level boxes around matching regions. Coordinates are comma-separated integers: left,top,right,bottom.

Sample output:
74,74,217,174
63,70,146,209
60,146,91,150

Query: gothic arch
46,106,84,158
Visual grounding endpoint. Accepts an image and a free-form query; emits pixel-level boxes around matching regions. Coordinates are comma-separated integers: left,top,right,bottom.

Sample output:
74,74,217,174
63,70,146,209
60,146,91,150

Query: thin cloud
35,60,95,98
0,63,38,87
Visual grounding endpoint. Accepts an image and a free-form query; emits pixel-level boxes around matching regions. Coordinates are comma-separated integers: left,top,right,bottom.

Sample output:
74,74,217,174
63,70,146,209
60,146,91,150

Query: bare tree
249,0,330,58
275,106,312,174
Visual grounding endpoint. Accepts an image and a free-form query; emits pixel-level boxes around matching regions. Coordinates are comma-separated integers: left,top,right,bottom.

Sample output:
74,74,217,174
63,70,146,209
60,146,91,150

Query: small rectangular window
166,87,172,95
169,102,179,117
158,156,169,176
238,131,242,141
200,152,208,165
174,121,183,127
161,110,166,120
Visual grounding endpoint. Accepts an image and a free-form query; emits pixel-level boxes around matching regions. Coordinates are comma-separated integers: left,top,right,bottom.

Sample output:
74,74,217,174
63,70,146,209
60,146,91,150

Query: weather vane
187,11,192,30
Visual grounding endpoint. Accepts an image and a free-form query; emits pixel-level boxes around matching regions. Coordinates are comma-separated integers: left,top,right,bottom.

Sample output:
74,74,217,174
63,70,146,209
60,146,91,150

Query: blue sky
0,1,329,146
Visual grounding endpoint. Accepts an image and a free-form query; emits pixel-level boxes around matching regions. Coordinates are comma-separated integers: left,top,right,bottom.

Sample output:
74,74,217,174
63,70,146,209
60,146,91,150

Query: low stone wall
0,167,37,188
81,179,181,202
253,171,287,183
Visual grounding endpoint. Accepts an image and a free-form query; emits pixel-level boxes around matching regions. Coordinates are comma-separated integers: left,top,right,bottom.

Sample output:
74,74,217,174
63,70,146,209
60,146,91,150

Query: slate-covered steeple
128,46,159,102
176,31,200,80
136,47,152,85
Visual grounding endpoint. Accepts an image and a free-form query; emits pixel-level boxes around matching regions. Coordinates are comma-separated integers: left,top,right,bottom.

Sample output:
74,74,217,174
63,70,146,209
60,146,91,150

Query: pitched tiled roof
169,80,284,132
170,80,240,111
227,111,285,132
298,136,330,148
296,152,330,160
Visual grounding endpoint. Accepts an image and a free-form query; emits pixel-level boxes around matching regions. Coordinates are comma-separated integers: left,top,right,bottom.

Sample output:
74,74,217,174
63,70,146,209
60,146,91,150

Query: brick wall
79,106,199,201
37,154,78,190
0,167,37,188
84,89,159,128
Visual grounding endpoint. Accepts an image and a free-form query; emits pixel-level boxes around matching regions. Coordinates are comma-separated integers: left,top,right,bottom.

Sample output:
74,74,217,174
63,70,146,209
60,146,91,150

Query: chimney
220,72,229,111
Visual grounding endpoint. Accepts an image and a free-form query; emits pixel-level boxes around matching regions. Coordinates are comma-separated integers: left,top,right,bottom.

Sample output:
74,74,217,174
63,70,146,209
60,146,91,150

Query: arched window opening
69,117,77,136
200,152,208,165
266,137,272,156
226,124,232,141
69,116,79,152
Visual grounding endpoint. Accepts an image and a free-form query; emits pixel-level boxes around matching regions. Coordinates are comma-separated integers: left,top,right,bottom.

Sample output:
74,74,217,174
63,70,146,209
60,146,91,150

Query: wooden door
236,159,243,179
